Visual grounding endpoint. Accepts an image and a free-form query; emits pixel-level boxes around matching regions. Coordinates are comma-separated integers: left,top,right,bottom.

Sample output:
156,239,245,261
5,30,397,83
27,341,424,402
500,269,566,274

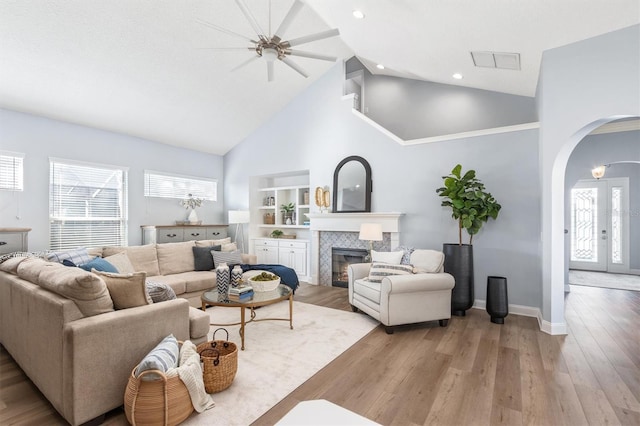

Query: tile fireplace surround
308,213,403,285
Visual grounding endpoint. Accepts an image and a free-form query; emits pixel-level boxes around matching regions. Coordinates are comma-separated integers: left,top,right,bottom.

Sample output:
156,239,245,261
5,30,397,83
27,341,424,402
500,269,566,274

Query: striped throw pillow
47,247,92,266
134,334,179,379
212,250,243,268
367,262,414,283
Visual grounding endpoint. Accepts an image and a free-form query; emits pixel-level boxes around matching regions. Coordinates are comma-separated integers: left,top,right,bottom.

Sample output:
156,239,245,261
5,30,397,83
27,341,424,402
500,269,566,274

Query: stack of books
228,285,254,301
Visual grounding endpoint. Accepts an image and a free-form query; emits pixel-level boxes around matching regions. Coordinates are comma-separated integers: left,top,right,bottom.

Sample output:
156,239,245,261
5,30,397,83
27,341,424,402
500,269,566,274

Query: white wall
539,24,640,332
0,108,225,250
225,63,542,309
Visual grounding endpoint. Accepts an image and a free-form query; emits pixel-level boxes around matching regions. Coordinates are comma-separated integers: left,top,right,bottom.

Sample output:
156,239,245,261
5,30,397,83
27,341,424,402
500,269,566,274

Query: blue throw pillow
79,257,118,273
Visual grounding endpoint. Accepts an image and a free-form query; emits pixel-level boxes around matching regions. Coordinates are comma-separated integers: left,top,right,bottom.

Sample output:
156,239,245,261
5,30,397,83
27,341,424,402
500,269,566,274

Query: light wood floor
1,283,639,425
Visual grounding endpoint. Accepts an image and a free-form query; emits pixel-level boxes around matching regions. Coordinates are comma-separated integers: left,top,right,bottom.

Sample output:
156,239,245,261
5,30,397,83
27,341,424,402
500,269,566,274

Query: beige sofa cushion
410,250,445,273
146,275,187,296
0,256,29,274
195,237,231,247
94,270,152,309
156,241,196,275
172,271,217,293
16,257,57,284
104,252,136,274
103,245,160,276
38,264,114,317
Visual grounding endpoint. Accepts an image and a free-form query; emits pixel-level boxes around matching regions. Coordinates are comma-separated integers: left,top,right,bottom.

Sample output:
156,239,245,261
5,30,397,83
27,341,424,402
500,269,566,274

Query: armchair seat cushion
353,278,381,304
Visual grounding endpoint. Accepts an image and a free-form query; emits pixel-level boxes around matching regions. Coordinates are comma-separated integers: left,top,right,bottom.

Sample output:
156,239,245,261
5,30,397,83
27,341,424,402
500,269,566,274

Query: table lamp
358,223,383,262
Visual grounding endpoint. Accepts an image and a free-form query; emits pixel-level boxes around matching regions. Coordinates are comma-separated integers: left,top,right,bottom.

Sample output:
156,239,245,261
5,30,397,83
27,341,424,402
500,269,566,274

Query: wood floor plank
2,282,639,426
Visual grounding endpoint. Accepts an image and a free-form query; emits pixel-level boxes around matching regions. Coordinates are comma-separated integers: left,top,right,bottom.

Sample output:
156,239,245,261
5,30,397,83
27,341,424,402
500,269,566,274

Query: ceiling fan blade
284,28,340,48
196,19,258,44
230,55,260,72
235,0,267,41
272,0,304,43
281,57,308,78
287,49,337,62
267,61,274,82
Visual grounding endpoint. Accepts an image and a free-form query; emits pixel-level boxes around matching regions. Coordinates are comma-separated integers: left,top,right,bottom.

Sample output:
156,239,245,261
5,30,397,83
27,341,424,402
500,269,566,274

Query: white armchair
347,249,455,334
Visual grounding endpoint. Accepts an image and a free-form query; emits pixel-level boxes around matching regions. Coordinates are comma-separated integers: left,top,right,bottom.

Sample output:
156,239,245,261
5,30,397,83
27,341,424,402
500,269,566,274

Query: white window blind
144,170,217,201
0,151,24,191
49,158,128,250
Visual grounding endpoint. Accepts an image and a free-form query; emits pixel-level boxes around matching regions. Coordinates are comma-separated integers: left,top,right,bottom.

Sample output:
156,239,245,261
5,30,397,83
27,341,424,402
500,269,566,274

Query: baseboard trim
472,300,567,335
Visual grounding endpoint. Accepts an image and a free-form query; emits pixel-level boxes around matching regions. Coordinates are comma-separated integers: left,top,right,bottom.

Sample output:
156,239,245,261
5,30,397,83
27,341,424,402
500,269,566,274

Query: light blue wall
364,74,537,140
0,108,225,251
225,63,542,309
538,24,640,327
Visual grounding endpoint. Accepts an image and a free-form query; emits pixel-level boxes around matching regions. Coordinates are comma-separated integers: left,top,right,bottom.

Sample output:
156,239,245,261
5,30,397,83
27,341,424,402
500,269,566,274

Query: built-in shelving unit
249,171,311,281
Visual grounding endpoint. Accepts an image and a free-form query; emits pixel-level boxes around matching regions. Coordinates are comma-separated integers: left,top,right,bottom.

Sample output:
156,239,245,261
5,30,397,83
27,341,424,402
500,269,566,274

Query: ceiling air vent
471,51,521,70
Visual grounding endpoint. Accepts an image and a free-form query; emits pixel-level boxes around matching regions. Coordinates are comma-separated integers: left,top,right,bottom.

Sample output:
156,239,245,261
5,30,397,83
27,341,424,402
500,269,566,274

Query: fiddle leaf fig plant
436,164,501,245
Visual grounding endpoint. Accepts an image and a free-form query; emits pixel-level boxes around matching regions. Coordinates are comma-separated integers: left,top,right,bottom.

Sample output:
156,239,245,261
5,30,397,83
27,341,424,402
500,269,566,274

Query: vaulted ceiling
1,1,638,155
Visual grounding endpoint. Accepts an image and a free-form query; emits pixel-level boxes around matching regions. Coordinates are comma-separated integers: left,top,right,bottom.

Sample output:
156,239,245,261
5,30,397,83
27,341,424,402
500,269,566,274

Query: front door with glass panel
570,178,629,272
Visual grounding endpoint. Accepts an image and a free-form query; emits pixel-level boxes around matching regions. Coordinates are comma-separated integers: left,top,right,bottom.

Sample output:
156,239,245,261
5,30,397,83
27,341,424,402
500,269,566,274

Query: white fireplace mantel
308,212,404,284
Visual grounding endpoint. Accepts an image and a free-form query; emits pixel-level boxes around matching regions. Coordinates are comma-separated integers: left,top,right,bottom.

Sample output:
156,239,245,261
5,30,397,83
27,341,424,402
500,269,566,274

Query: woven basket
124,367,193,426
196,328,238,394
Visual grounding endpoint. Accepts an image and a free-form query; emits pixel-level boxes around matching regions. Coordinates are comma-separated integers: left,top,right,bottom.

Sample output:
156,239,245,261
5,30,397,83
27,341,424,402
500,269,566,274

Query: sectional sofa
0,239,256,426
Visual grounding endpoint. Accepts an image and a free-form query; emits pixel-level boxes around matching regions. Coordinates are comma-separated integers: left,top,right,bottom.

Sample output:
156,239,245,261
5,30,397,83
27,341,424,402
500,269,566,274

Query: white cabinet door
254,239,279,264
278,246,307,277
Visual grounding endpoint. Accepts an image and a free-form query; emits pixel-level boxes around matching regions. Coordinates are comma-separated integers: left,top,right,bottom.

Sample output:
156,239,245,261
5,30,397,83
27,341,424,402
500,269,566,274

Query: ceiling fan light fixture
262,48,278,62
352,10,365,19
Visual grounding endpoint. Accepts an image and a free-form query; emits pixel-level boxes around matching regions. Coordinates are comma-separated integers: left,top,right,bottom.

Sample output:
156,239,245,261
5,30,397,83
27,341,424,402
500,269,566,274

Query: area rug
182,301,379,425
569,270,640,291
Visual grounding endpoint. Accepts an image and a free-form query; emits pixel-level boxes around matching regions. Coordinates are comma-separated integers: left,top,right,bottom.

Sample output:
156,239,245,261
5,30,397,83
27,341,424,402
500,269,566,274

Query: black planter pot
486,276,509,324
443,243,474,316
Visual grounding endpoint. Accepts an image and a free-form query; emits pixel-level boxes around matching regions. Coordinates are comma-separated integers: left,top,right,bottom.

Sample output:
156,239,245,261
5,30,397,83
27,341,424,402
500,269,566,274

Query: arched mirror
332,156,372,212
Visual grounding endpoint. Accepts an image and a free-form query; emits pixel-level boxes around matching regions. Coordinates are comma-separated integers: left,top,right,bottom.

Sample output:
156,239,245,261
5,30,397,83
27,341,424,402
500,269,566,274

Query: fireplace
331,247,368,288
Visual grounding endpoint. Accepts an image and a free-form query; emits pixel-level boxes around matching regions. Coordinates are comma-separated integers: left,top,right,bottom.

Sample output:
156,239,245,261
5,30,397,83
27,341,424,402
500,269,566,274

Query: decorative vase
443,243,474,316
188,209,198,224
231,265,243,288
486,276,509,324
216,263,230,299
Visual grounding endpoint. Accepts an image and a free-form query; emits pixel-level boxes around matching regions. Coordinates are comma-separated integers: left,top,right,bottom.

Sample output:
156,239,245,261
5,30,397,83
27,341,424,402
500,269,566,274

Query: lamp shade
228,210,250,224
358,223,383,241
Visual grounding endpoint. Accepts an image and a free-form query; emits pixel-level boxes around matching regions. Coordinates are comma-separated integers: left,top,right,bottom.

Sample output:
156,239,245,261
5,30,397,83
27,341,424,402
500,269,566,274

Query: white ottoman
275,400,381,425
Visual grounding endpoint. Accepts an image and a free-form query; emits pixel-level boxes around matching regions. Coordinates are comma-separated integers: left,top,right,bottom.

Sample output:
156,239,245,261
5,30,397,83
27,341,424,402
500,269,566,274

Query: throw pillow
221,242,237,252
192,245,222,271
371,250,404,264
103,252,136,274
93,270,152,310
211,250,243,268
134,334,179,379
46,247,92,266
410,250,445,273
394,246,415,265
367,262,414,283
146,281,177,303
79,257,118,273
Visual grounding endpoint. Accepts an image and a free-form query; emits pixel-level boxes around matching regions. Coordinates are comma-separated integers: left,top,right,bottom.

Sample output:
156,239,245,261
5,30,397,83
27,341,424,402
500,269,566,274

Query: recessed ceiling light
376,64,385,70
452,73,463,80
352,10,365,19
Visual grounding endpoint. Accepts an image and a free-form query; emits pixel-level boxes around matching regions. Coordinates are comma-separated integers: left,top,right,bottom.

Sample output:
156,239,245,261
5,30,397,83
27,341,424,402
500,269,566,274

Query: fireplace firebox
331,247,369,287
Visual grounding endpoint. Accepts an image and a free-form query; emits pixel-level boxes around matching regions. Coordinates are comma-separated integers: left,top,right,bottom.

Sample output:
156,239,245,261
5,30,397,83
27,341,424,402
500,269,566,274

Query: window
49,158,128,250
0,151,24,191
144,170,217,201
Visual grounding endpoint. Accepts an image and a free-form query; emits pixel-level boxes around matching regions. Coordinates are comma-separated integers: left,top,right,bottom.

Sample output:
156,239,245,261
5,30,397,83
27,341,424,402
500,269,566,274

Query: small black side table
486,276,508,324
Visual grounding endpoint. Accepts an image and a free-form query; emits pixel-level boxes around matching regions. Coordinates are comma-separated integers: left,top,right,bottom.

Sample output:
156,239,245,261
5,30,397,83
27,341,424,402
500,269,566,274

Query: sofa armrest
382,272,455,295
62,298,191,425
242,253,257,264
348,263,371,282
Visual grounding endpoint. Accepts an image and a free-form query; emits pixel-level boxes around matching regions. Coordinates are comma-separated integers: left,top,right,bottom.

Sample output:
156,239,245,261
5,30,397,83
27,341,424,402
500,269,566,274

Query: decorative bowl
248,272,281,292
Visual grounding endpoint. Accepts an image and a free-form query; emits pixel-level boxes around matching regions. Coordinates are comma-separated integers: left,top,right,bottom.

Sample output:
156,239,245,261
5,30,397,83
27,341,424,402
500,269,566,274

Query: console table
0,228,31,255
141,224,228,244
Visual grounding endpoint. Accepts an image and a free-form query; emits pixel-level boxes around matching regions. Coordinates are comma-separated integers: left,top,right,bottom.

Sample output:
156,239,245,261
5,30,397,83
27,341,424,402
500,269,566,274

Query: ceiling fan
198,0,340,82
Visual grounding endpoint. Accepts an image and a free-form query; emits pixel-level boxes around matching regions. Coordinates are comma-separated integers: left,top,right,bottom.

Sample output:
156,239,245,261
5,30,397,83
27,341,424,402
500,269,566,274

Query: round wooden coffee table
201,284,293,350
